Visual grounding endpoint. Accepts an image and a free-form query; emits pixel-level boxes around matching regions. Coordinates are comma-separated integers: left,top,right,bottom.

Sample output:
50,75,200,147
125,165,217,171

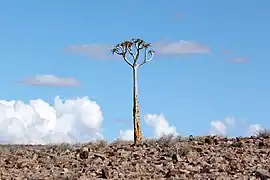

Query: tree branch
111,44,124,55
127,46,135,59
119,44,126,54
134,41,143,63
112,38,155,68
120,44,133,67
138,49,155,67
115,51,124,55
123,54,133,67
133,48,139,63
112,44,133,67
129,38,144,63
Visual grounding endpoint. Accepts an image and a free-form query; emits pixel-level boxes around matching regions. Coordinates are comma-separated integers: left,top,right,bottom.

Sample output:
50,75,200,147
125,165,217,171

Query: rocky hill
0,135,270,179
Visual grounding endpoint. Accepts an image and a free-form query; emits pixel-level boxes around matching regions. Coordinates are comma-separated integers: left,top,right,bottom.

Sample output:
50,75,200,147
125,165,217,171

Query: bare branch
143,43,151,49
112,38,155,68
133,39,145,62
111,42,133,67
127,48,134,59
119,43,127,54
120,41,133,67
111,44,124,55
111,50,123,56
134,48,140,62
138,49,155,67
137,39,144,50
123,54,133,67
126,41,135,59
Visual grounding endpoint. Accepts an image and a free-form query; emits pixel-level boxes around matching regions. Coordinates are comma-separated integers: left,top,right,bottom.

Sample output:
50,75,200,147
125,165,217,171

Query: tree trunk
132,67,142,144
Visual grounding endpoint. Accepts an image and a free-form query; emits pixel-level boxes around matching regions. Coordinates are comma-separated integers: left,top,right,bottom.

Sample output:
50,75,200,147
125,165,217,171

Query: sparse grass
155,134,182,146
140,134,183,148
110,139,133,147
1,132,269,152
47,143,77,152
255,129,270,138
1,134,270,179
95,139,108,148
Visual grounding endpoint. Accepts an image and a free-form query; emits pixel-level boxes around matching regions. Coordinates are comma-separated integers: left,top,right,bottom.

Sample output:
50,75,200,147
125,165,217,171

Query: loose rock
0,136,270,179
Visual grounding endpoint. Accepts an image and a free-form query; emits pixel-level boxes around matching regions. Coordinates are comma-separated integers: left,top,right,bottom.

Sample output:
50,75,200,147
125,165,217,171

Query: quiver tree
111,38,155,144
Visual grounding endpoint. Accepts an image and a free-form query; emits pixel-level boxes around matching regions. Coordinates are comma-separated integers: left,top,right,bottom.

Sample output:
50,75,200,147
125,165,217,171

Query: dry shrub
256,129,270,138
156,134,182,146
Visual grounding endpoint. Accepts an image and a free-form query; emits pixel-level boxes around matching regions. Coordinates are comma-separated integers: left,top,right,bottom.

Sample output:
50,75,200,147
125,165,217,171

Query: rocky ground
0,134,270,180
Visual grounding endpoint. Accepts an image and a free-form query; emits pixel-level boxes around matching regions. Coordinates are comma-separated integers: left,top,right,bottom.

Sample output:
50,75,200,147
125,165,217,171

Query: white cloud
66,44,116,60
153,40,210,55
67,40,210,61
210,121,227,136
209,116,265,137
0,96,103,144
144,113,178,138
118,113,178,140
210,117,238,136
248,124,264,136
144,114,178,138
119,129,133,141
18,75,80,87
224,116,236,127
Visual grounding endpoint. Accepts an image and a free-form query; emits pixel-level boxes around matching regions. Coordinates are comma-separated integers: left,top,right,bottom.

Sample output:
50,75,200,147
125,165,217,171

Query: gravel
0,135,270,179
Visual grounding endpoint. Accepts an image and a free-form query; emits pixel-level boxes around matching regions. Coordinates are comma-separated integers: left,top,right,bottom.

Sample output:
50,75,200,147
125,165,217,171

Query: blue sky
0,1,270,142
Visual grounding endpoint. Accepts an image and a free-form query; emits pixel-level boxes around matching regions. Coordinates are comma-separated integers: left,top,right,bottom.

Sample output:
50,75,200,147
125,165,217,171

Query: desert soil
0,135,270,180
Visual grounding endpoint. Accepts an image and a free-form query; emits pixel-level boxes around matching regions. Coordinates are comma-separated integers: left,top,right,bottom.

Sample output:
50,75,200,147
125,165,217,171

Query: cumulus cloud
224,116,236,127
248,124,264,136
118,113,178,140
209,116,265,137
119,129,133,141
144,113,178,138
0,96,103,144
210,116,239,136
210,121,228,136
67,40,210,60
18,75,80,87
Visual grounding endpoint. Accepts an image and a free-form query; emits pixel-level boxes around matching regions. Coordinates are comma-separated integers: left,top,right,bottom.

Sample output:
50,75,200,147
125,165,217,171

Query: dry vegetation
1,132,270,180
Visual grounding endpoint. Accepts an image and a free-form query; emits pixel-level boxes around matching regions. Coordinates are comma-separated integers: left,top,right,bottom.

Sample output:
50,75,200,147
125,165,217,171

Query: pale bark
132,66,142,144
112,39,154,145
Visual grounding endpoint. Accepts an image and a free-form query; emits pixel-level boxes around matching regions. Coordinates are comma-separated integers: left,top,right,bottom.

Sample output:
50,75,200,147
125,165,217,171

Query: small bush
256,129,270,138
95,139,108,148
155,133,182,147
